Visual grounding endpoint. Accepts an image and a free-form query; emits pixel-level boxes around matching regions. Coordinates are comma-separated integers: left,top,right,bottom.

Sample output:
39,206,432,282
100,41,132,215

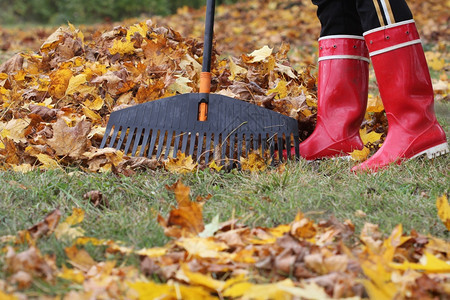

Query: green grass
0,104,448,249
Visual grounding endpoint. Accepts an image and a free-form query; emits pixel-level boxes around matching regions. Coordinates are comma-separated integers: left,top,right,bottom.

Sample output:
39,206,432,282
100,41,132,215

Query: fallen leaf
165,152,197,174
436,194,450,230
25,209,62,241
64,244,96,272
47,118,91,158
83,190,109,208
247,45,273,63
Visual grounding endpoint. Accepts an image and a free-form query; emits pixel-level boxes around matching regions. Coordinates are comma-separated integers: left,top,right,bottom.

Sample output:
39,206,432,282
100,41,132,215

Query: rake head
100,93,299,166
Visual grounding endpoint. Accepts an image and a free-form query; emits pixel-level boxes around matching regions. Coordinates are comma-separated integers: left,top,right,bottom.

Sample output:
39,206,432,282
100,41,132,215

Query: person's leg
300,1,369,160
352,0,449,172
312,0,364,37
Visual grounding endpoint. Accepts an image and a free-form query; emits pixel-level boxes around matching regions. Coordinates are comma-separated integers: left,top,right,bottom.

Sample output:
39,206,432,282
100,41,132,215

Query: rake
100,0,300,166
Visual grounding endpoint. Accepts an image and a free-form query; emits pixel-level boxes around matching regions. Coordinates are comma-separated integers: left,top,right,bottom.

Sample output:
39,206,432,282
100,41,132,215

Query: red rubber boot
299,36,370,160
352,20,449,173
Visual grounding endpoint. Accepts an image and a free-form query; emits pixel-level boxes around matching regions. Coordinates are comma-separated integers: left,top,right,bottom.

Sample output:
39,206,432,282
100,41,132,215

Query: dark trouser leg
311,0,363,37
356,0,413,30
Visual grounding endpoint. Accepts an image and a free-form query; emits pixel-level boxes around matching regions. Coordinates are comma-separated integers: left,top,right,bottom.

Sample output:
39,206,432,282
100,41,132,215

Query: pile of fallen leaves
0,18,321,173
1,181,449,299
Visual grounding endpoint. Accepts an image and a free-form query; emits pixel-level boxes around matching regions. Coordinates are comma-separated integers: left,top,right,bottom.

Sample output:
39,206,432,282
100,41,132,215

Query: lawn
0,0,449,298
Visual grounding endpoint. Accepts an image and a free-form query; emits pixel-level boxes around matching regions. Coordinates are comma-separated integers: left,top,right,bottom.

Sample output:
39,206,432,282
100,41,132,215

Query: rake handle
202,0,215,74
199,0,215,121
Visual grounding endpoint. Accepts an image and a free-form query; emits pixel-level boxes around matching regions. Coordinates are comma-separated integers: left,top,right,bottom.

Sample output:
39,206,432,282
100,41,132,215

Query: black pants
312,0,413,37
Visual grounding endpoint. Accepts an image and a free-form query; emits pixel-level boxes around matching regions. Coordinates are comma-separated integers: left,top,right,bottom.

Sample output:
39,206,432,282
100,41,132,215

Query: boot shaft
363,20,436,129
317,36,369,135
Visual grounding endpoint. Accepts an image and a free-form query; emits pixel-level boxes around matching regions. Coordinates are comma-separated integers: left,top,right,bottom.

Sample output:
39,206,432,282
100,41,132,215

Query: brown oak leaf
47,118,91,158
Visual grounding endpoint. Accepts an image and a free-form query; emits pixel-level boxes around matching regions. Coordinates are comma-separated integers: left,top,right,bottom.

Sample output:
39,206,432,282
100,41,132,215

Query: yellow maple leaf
360,127,383,145
168,75,193,94
36,153,62,170
361,261,397,300
175,237,231,260
127,22,148,39
48,68,73,99
208,160,223,171
223,278,296,300
228,57,247,80
389,251,450,273
65,74,87,96
64,244,96,272
58,264,85,284
54,207,85,241
177,264,225,291
0,118,30,143
128,281,173,299
109,39,135,55
165,152,197,174
351,147,370,162
64,207,85,225
129,281,216,300
436,194,450,230
366,95,384,113
83,96,104,110
247,45,273,63
240,153,267,172
267,80,288,99
82,106,102,122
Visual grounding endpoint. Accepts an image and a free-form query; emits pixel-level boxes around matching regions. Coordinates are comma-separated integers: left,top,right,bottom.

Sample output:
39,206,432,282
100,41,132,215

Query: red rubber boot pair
299,22,448,172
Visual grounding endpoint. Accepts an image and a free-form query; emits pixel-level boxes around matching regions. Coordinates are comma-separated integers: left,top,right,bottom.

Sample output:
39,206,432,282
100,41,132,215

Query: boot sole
410,142,449,160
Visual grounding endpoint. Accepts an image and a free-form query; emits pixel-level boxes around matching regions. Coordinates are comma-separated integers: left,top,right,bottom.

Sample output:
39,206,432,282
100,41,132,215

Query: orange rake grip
199,72,211,121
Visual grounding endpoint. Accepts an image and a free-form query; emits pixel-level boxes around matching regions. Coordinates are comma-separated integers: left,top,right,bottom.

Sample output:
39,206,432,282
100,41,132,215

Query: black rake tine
245,135,251,157
108,126,120,148
204,132,212,164
123,127,136,155
188,133,197,158
228,134,235,160
138,128,151,157
261,134,267,156
221,134,227,161
237,134,243,160
147,130,159,158
212,133,219,162
115,126,128,150
270,138,275,163
131,127,144,156
164,131,174,160
294,136,300,159
196,132,205,162
155,131,167,159
100,124,113,148
172,132,181,158
285,135,292,160
278,136,284,161
181,133,189,154
253,134,259,155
